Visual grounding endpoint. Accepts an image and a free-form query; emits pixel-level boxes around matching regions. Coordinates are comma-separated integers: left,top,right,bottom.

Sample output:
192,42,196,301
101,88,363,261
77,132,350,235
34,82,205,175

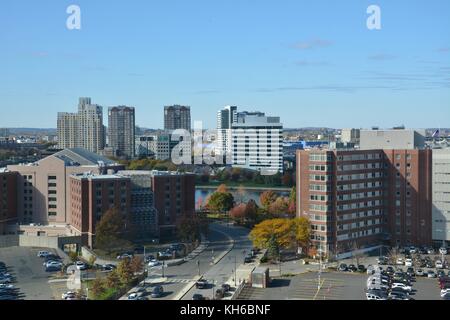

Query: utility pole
197,260,200,276
143,246,146,286
162,261,165,278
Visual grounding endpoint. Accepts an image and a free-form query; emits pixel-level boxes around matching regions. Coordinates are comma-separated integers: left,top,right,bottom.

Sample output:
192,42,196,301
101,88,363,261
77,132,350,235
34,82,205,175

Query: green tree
94,208,126,253
207,192,234,213
105,270,121,289
68,251,78,263
90,278,105,298
176,214,201,243
116,259,134,286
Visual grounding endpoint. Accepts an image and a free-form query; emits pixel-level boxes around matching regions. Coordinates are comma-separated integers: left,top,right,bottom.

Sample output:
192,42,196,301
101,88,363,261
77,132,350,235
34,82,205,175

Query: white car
76,261,87,271
37,251,51,258
405,259,413,267
0,284,14,290
46,261,63,268
440,248,448,255
148,260,161,268
128,293,140,300
392,283,412,292
409,247,417,254
366,293,387,300
396,258,404,265
441,289,450,298
436,261,444,269
62,291,76,300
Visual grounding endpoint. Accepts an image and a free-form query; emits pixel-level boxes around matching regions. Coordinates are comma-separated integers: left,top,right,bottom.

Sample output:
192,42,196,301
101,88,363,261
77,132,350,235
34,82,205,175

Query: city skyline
1,0,449,129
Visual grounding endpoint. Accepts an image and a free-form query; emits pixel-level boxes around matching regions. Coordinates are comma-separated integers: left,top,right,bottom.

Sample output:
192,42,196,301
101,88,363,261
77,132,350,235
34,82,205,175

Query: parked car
145,255,156,263
406,267,415,277
348,264,358,272
366,292,388,300
75,261,87,271
436,261,444,269
389,291,411,300
62,291,76,300
196,280,208,289
391,283,412,292
409,247,417,254
427,270,437,278
357,265,366,273
45,261,63,268
151,285,164,298
128,292,140,300
158,251,172,260
405,259,413,267
45,265,61,273
215,288,225,300
101,264,116,271
244,256,253,264
117,253,133,260
427,248,435,255
37,251,51,258
338,264,348,272
377,257,388,265
386,266,395,275
396,258,404,265
221,284,231,293
440,248,448,255
367,265,375,275
192,294,205,301
148,260,161,268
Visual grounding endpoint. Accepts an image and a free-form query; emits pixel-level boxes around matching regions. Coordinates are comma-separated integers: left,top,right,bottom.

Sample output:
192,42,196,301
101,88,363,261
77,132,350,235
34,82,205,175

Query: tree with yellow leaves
250,218,296,258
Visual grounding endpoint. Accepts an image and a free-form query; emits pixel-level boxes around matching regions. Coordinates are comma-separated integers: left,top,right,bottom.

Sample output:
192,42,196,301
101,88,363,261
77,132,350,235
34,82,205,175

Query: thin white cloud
291,39,333,50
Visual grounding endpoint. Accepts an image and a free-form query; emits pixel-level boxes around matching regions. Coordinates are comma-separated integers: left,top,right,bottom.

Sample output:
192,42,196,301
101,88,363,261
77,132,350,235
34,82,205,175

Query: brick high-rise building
0,170,18,235
296,148,432,258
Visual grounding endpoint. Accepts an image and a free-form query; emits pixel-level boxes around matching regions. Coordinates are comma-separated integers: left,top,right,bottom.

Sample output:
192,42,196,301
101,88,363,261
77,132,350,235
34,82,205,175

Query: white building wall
432,149,450,245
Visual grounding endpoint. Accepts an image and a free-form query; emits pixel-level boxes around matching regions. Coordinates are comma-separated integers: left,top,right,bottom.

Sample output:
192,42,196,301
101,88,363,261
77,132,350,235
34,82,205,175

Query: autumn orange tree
260,190,278,211
250,217,311,259
293,217,311,252
250,219,296,258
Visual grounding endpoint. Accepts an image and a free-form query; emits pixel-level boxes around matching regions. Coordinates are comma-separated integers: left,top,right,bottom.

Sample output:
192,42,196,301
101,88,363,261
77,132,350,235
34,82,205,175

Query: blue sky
1,0,449,129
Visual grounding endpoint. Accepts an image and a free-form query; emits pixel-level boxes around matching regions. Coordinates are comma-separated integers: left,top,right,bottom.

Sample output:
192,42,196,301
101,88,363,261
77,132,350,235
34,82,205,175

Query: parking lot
0,247,56,300
237,271,442,300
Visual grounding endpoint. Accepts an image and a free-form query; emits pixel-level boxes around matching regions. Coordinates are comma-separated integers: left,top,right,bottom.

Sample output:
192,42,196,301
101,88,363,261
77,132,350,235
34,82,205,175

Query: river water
195,188,289,209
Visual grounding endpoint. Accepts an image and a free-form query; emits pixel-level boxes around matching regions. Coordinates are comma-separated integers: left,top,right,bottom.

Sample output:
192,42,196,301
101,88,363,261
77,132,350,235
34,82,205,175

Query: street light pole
143,245,146,286
197,260,200,276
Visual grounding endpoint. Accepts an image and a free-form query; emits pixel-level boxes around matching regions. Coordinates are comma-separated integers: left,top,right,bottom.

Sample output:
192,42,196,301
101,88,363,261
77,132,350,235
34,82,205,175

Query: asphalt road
132,222,252,300
0,247,55,300
181,222,253,300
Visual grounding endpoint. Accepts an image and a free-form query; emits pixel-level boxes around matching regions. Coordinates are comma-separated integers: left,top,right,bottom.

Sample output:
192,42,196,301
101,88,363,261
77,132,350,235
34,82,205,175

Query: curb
174,275,202,300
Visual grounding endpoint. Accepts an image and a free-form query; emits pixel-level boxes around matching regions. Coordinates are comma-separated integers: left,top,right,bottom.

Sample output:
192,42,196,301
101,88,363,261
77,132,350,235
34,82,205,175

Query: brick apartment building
151,171,196,239
0,170,18,235
70,173,131,248
296,148,432,258
7,148,124,226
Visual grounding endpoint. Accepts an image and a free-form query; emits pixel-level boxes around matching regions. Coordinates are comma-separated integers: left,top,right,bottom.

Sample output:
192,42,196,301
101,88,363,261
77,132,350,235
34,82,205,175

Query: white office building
231,111,283,175
432,149,450,246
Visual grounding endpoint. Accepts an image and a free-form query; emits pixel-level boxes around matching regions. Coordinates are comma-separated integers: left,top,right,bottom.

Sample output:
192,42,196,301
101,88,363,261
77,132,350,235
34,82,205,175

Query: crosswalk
289,278,345,300
164,278,197,284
